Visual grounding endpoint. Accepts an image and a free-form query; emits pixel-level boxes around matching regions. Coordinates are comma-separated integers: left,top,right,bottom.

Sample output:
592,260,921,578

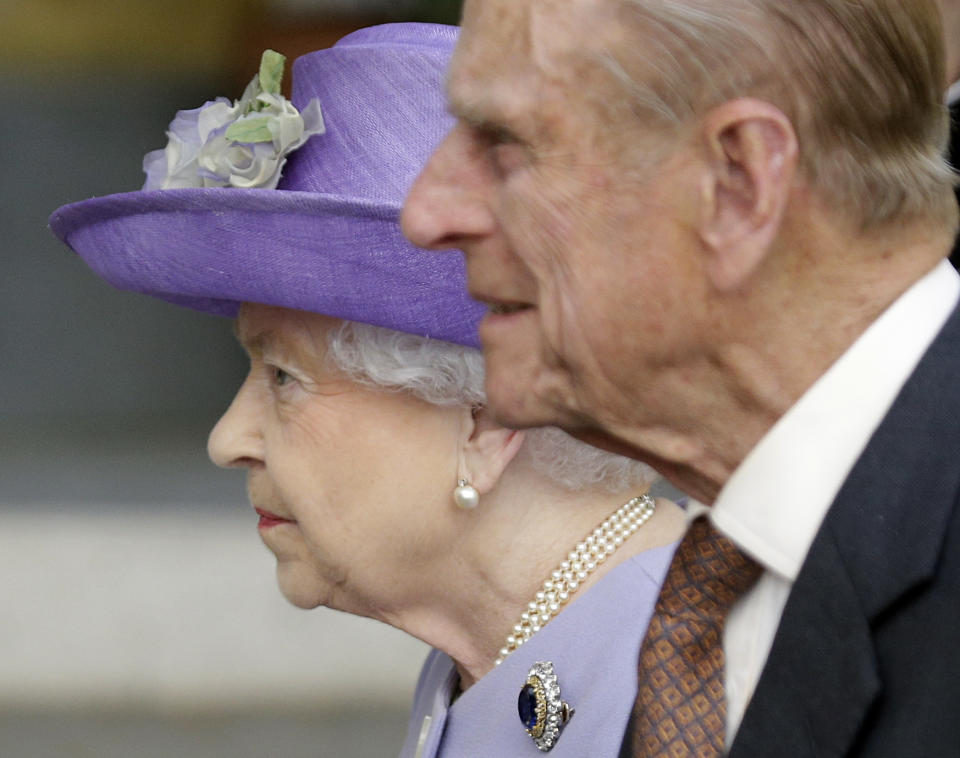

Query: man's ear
697,98,798,291
460,406,526,495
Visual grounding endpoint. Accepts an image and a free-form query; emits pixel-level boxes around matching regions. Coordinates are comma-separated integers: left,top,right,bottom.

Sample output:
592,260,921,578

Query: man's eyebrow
449,94,524,145
447,93,486,127
447,72,533,146
447,73,497,124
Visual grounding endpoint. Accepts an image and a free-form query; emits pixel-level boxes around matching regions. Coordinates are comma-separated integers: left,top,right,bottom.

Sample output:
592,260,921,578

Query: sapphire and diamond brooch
517,661,574,751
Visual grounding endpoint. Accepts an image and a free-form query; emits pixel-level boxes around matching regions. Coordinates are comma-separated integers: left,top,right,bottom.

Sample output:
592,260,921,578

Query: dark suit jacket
729,300,960,757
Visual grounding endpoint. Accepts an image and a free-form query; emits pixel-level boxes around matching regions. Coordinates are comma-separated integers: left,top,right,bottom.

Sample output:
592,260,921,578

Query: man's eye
272,367,292,387
490,142,528,177
473,124,528,177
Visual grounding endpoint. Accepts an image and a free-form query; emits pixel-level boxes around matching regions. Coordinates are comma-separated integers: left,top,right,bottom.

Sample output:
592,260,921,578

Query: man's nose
402,125,497,251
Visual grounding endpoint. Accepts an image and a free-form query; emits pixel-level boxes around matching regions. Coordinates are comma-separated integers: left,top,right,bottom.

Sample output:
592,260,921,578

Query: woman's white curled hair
326,320,657,493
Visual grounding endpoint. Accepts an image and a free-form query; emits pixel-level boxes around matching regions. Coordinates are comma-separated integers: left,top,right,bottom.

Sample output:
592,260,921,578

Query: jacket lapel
730,300,960,758
728,534,880,758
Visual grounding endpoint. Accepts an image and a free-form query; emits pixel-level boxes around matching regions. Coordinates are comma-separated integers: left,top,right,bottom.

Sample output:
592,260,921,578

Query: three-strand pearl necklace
495,493,657,664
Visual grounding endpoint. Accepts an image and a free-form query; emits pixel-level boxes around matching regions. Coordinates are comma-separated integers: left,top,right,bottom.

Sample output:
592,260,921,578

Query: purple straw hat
49,23,484,347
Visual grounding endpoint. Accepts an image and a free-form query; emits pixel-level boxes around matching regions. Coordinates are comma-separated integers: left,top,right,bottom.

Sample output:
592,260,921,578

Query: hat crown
49,23,486,348
281,23,457,205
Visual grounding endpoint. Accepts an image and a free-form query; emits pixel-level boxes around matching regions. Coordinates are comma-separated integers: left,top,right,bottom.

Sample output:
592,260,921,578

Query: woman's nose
402,125,497,251
207,380,264,469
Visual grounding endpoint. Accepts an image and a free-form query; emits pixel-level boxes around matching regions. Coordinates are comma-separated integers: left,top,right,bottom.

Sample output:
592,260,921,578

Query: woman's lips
255,507,295,530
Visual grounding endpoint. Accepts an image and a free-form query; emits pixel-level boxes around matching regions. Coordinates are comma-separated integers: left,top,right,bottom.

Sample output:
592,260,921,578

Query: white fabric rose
142,51,324,191
142,97,237,190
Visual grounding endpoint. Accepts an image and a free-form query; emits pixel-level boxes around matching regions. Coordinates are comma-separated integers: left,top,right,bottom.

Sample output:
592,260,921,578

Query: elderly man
943,0,960,263
403,1,960,757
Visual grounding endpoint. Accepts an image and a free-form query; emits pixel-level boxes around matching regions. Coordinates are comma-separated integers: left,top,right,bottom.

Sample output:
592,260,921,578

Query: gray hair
600,0,957,230
326,320,657,493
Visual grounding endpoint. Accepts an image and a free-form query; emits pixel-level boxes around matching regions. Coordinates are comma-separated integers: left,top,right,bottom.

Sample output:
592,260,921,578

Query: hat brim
50,188,485,347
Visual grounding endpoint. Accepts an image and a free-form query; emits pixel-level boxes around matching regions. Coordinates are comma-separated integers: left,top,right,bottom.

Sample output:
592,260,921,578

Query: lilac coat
398,543,676,758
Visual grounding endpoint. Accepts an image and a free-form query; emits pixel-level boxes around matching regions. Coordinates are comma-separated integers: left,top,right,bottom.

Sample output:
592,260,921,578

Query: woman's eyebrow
233,322,277,355
235,324,308,369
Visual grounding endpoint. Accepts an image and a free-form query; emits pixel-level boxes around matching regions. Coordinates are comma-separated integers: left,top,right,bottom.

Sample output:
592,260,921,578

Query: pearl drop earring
453,478,480,509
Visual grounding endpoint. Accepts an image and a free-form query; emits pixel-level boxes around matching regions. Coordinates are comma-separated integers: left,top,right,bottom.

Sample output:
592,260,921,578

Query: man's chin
479,321,582,428
484,364,573,431
487,398,550,430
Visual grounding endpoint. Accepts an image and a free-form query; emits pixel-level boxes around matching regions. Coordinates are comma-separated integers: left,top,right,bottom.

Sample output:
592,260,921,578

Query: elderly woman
49,23,683,758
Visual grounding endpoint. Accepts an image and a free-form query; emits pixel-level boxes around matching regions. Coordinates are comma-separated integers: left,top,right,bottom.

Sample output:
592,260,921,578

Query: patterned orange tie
620,517,762,757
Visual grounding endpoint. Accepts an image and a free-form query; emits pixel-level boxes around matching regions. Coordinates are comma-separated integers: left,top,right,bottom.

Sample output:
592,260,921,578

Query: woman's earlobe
460,406,526,495
452,478,481,509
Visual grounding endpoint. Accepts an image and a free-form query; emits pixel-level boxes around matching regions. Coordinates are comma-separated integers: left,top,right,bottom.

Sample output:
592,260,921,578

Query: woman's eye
272,367,292,387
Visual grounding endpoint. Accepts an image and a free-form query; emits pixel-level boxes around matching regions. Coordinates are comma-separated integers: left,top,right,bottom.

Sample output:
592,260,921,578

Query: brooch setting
518,661,574,751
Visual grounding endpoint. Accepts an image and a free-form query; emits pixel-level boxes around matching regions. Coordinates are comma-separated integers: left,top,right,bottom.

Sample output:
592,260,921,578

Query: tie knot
662,517,762,620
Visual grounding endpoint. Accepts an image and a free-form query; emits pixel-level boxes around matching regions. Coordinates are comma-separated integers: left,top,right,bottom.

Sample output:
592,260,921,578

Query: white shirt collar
709,260,959,580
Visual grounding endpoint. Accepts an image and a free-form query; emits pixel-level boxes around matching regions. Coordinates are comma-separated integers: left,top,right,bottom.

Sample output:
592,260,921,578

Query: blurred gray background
2,1,460,755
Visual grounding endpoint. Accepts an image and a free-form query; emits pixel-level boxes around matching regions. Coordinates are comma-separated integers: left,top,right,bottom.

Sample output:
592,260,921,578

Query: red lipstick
255,508,295,530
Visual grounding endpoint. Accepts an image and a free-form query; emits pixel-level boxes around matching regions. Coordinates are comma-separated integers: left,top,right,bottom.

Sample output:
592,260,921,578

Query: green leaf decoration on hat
258,49,286,96
224,116,275,144
226,49,288,142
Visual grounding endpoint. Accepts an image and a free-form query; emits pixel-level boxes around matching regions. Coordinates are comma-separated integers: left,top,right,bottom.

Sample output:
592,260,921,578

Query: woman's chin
275,563,329,610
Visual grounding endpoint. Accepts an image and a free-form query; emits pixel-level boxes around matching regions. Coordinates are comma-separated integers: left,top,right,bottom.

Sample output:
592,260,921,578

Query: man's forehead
449,0,622,123
447,0,530,112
